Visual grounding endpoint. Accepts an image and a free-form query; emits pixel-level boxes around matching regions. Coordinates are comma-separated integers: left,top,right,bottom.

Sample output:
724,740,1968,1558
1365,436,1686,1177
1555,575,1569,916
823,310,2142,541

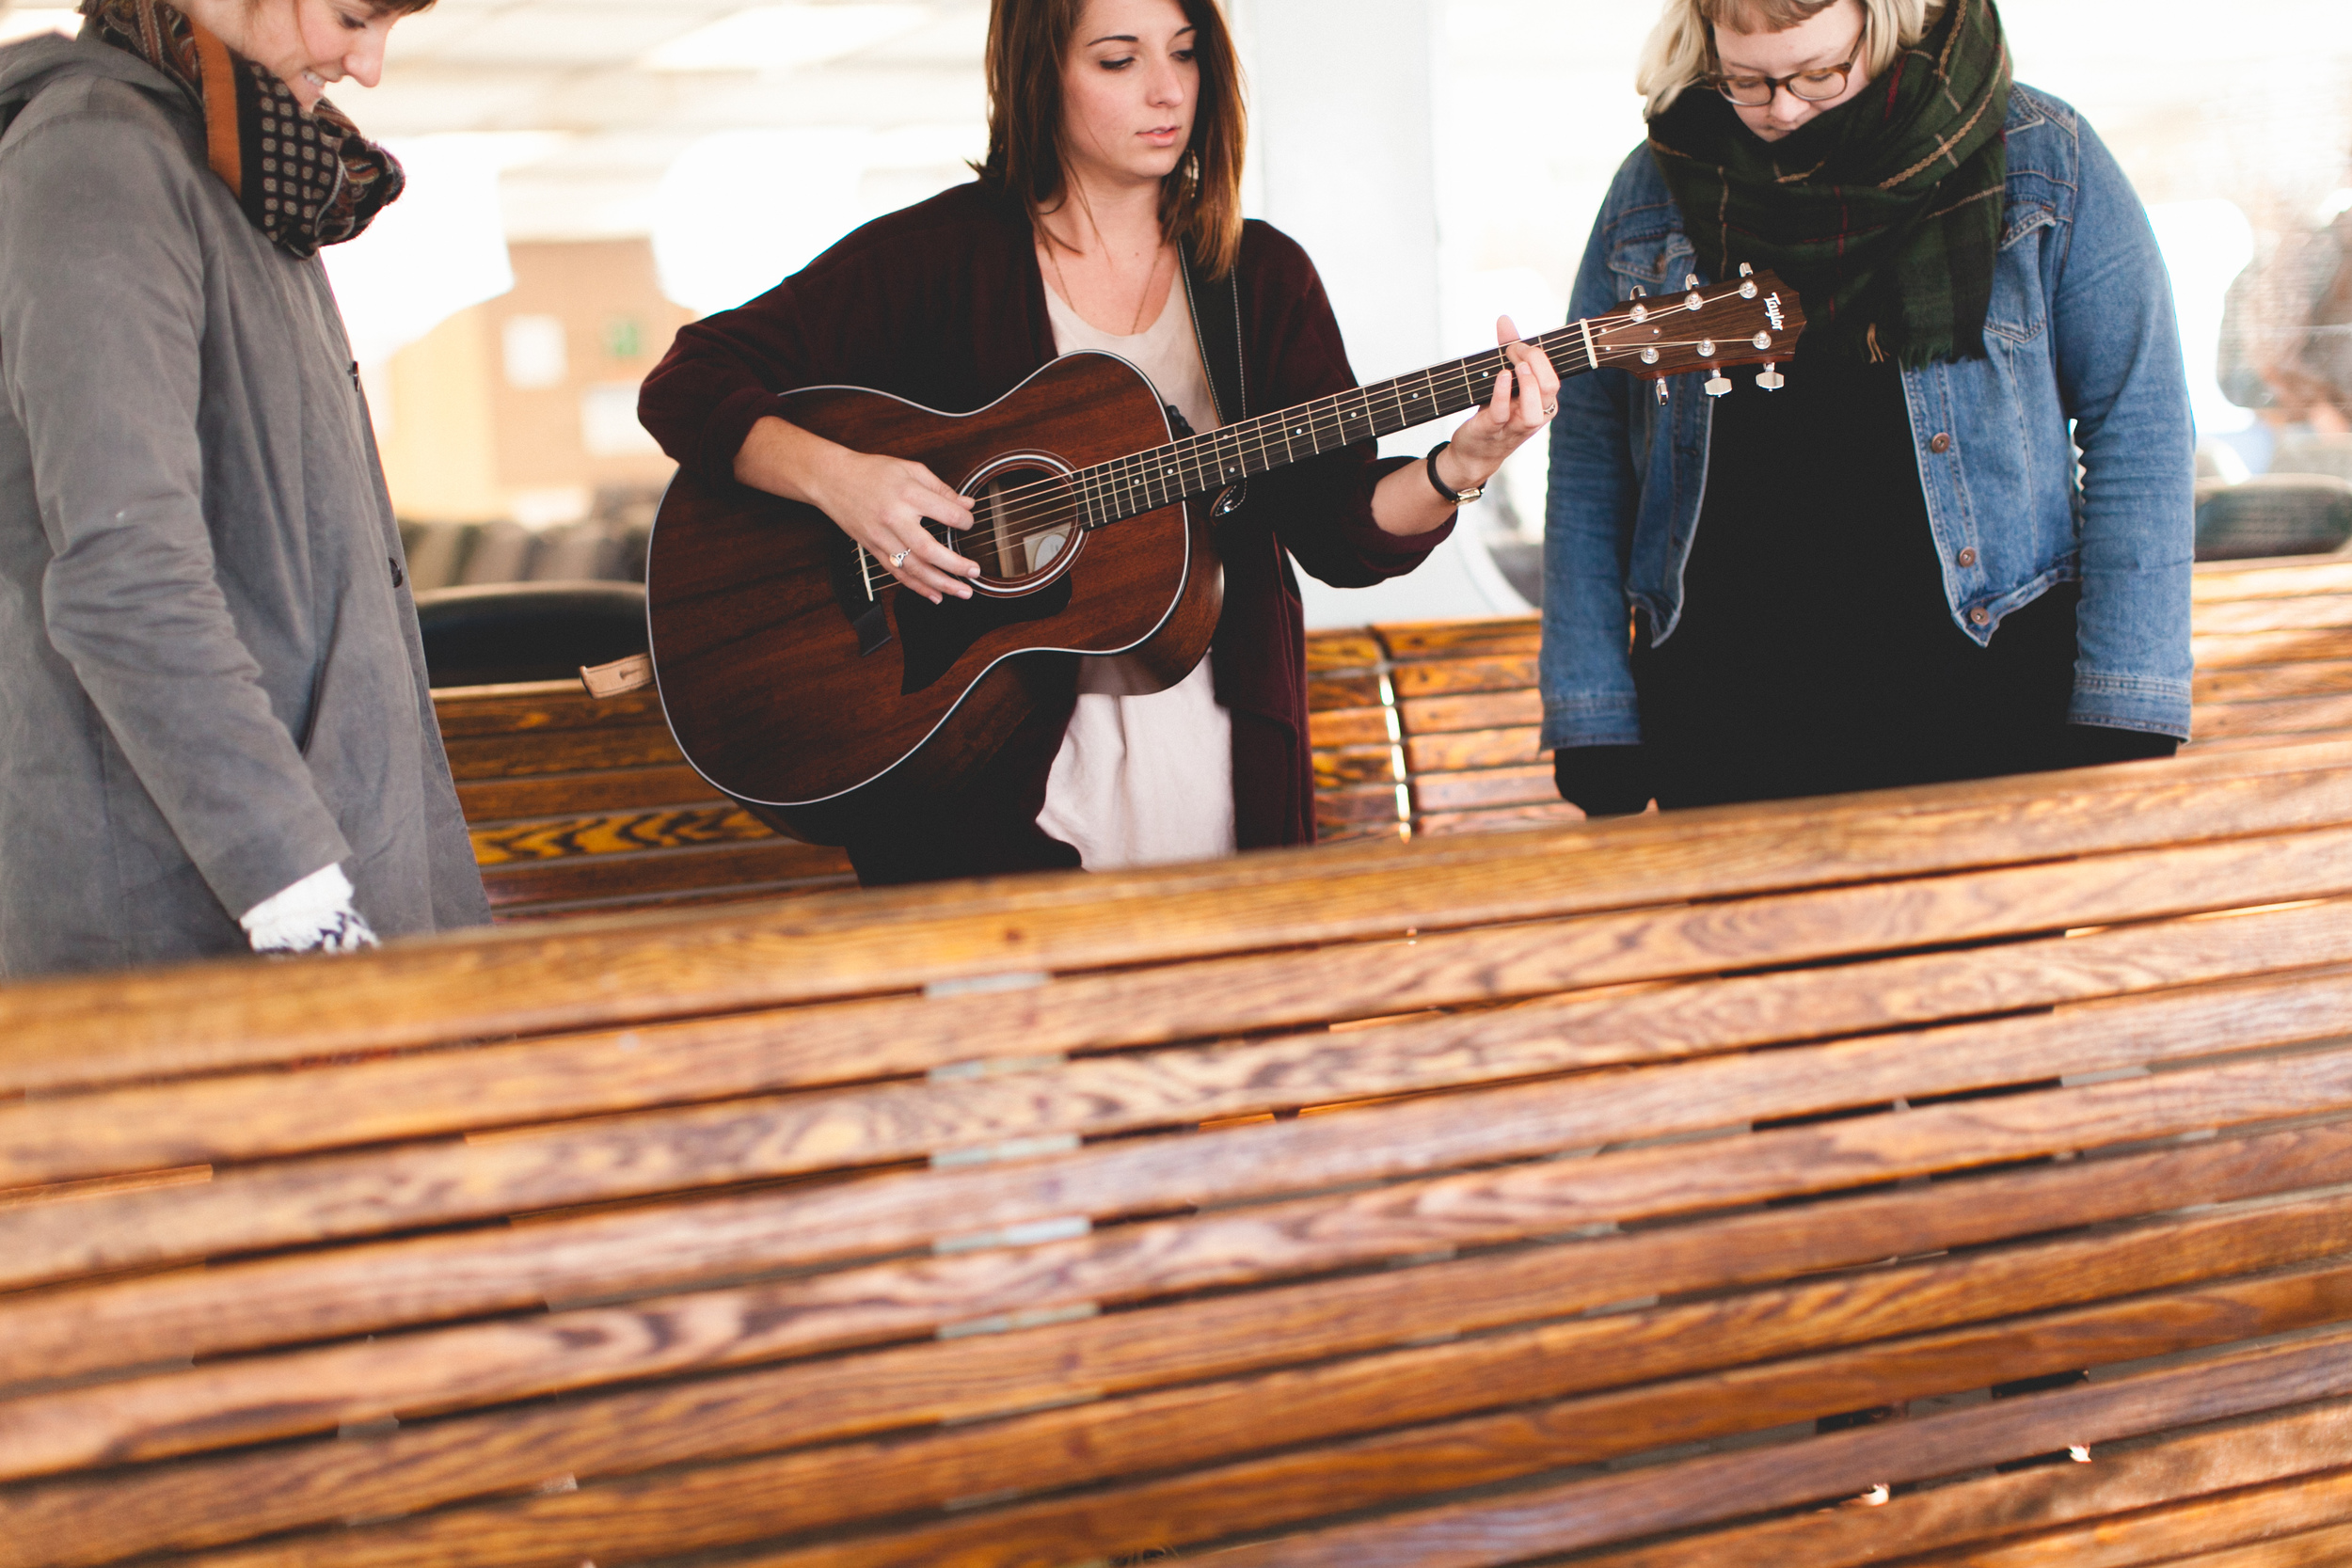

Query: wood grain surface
14,1121,2349,1565
1192,1332,2352,1568
1514,1402,2352,1568
14,739,2352,1091
20,612,2352,1567
8,1048,2350,1482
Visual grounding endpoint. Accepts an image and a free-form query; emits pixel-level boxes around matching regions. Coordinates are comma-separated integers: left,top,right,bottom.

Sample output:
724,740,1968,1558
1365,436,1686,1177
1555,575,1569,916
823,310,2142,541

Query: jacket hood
0,32,194,130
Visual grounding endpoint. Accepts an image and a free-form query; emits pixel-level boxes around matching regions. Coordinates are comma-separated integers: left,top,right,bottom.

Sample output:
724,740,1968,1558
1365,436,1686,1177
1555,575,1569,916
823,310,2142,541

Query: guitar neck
1074,324,1597,531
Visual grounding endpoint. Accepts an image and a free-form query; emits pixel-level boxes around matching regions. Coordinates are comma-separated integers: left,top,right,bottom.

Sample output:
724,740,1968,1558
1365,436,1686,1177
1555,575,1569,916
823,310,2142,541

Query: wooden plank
1308,707,1391,749
1418,803,1583,836
13,930,2351,1379
2196,694,2352,741
2190,725,2352,756
601,1261,2352,1568
9,776,2352,1139
2194,629,2352,671
480,839,850,910
430,682,664,737
13,741,2352,1091
2198,659,2352,705
488,878,855,923
1315,785,1401,826
453,765,736,822
1303,632,1383,672
440,723,689,781
9,925,2350,1399
1312,744,1402,789
2159,1522,2352,1567
2193,559,2352,602
2190,595,2352,637
16,1120,2349,1566
1411,763,1557,813
1306,673,1383,712
1194,1332,2352,1568
11,856,2352,1281
1405,727,1545,774
1565,1405,2352,1568
469,805,775,865
133,1253,2352,1568
1398,690,1543,736
8,1051,2351,1481
1388,654,1538,701
1375,618,1541,659
1890,1473,2352,1566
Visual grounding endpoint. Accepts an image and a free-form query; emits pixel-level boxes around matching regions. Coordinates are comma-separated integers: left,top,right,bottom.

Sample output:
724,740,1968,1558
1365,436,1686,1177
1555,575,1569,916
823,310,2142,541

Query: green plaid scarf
1647,0,2012,367
81,0,404,259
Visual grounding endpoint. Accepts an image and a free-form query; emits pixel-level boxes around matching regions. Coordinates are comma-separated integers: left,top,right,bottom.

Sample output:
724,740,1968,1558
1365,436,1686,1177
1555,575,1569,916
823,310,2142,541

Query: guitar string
878,333,1733,576
853,294,1765,586
863,289,1771,557
856,296,1786,589
857,326,1753,591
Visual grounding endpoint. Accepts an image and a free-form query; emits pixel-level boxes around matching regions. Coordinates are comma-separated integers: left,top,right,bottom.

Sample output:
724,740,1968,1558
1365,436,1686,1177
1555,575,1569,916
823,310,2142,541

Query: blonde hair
1636,0,1945,119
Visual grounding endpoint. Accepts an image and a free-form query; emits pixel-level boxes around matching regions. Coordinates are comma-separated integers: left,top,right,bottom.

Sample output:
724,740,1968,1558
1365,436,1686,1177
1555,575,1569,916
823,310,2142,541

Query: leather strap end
580,654,655,699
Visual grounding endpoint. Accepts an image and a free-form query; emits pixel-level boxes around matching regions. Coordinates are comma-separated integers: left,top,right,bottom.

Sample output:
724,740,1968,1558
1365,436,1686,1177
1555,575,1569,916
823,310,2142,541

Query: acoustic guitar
644,268,1806,845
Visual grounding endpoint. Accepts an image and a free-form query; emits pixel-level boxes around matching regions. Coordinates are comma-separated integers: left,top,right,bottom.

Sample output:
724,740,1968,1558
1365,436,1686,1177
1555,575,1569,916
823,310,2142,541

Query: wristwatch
1425,441,1484,507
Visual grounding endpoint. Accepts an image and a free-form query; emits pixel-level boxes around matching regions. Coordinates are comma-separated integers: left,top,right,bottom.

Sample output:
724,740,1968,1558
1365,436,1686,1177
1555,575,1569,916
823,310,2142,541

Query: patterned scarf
80,0,403,258
1647,0,2012,367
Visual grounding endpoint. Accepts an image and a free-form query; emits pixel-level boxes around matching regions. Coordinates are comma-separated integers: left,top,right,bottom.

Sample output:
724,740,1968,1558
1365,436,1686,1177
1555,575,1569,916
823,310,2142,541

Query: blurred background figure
2219,182,2352,439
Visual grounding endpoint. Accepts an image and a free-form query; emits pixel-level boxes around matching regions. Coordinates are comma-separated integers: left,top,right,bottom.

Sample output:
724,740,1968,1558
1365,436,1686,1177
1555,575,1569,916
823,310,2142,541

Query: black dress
1630,350,2096,810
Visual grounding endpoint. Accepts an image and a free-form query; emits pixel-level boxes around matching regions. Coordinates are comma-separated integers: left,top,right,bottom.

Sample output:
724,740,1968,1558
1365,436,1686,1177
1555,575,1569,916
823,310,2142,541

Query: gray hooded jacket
0,35,488,978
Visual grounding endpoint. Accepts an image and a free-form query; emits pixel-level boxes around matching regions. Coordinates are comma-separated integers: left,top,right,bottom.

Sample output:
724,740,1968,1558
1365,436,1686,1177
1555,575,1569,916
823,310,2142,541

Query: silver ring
890,549,911,569
1542,404,1558,418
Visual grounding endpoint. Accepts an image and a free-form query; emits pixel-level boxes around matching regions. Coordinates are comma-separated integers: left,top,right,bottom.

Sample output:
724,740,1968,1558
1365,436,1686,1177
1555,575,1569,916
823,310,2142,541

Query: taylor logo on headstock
1601,264,1809,404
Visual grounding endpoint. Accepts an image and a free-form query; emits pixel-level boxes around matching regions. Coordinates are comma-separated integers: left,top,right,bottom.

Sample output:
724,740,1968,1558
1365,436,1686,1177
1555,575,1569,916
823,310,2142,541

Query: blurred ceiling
0,1,996,240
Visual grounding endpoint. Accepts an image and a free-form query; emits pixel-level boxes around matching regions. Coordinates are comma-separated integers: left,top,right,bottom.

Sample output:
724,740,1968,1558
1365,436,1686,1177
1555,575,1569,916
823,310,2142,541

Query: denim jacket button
1931,433,1954,454
1969,607,1991,626
1957,546,1978,567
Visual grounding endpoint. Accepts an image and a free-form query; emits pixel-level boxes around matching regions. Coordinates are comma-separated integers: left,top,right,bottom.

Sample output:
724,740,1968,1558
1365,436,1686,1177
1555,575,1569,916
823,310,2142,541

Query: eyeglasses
1708,29,1865,107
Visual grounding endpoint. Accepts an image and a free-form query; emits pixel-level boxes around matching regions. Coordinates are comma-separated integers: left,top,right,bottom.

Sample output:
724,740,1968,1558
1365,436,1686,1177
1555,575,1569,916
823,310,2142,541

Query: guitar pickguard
895,576,1074,695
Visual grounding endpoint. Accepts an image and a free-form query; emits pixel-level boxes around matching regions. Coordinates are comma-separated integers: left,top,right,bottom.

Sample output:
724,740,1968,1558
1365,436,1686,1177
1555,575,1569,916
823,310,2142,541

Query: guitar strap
1179,243,1249,513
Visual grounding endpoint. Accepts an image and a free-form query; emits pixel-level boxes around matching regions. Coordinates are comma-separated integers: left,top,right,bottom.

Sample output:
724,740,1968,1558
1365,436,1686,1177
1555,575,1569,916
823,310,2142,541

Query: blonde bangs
1635,0,1946,119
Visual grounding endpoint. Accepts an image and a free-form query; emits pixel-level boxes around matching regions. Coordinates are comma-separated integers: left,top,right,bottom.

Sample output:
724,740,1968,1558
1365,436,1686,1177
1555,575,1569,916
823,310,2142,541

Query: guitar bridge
829,540,895,657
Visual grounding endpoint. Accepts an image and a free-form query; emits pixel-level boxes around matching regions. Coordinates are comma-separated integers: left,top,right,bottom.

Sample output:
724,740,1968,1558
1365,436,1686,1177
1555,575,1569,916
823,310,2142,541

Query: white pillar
1233,0,1531,626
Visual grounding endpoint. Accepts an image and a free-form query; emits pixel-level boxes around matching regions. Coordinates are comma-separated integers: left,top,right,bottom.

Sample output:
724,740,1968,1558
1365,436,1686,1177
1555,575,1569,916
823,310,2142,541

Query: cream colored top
1034,279,1238,871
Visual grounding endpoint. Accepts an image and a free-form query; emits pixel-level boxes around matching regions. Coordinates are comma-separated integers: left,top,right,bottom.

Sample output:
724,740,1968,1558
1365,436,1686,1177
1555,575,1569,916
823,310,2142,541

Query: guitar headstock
1586,266,1807,396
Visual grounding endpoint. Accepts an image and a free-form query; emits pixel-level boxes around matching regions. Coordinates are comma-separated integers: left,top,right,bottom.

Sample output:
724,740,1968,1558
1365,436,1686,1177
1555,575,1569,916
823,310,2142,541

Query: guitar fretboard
1069,326,1592,531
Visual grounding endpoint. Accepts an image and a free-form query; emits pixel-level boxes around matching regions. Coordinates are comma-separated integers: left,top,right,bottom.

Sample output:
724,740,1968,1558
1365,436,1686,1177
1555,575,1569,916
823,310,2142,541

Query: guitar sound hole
962,463,1078,585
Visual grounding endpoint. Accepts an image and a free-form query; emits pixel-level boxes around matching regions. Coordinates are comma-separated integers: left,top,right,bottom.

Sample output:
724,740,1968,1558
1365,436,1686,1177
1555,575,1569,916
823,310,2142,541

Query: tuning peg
1685,274,1701,290
1655,380,1670,405
1705,372,1733,398
1756,363,1786,391
1629,284,1646,297
1738,262,1755,277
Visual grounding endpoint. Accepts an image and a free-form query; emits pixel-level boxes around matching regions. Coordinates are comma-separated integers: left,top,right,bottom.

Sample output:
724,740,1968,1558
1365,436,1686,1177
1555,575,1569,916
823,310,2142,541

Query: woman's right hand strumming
735,414,982,602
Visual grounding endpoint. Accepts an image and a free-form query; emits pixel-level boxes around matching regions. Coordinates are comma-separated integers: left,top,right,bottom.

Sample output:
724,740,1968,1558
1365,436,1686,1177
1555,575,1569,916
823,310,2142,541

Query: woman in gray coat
0,0,488,979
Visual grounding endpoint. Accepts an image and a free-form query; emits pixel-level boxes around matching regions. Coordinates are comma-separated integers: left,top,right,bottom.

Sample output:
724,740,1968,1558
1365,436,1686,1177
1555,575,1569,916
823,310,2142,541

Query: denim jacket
1541,84,2195,749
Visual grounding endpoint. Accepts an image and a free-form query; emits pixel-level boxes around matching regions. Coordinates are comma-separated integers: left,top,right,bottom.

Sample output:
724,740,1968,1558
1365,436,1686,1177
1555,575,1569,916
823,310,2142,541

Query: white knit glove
240,864,379,956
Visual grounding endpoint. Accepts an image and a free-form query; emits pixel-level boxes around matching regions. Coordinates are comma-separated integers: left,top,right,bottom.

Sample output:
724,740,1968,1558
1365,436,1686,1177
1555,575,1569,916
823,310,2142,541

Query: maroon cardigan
639,182,1448,882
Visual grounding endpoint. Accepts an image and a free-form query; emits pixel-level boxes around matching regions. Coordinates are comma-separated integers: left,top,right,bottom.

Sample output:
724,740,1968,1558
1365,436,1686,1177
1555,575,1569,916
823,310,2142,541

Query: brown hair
976,0,1248,281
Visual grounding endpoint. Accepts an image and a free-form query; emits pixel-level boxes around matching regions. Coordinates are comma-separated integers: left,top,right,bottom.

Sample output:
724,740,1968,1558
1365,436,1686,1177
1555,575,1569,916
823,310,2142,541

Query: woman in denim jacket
1543,0,2194,815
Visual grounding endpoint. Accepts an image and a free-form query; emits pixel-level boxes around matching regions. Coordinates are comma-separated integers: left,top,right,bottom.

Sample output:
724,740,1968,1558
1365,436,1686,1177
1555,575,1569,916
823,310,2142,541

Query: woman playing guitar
639,0,1559,886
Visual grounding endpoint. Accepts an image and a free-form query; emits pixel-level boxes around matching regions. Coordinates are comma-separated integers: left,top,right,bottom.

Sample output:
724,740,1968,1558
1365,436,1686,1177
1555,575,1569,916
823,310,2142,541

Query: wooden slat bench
10,736,2352,1565
435,680,857,919
1308,551,2352,840
435,554,2352,916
